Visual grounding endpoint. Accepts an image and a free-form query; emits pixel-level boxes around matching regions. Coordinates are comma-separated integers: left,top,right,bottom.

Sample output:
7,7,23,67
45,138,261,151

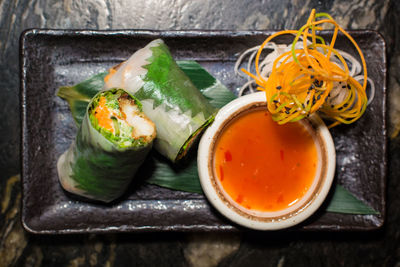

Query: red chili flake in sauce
219,165,224,181
224,150,232,162
214,109,318,212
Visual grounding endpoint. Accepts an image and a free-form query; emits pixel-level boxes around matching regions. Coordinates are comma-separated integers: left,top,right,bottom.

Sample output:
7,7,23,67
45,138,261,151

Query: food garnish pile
236,9,374,127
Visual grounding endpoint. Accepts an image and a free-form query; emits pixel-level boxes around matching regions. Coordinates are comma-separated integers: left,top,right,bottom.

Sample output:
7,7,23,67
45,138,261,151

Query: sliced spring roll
57,88,156,202
104,39,217,162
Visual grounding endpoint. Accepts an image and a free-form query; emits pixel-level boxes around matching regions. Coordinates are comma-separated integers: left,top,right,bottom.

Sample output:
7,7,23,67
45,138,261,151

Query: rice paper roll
104,39,217,162
57,88,156,202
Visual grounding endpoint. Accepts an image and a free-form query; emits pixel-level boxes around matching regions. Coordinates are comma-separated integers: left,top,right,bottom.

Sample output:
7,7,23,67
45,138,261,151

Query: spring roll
57,88,156,202
104,39,217,162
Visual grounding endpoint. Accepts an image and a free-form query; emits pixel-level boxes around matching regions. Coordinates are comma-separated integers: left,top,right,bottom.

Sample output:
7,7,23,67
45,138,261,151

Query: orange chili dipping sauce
213,108,319,212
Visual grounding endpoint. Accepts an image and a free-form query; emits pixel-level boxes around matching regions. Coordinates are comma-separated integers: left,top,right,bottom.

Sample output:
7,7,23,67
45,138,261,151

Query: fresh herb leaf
326,184,379,214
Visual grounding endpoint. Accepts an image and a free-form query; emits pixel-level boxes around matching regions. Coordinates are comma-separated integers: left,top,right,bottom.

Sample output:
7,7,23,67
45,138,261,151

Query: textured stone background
1,0,399,266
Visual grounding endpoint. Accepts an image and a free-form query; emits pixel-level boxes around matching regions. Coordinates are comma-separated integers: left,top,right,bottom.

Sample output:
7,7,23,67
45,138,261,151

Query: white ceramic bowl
197,92,336,230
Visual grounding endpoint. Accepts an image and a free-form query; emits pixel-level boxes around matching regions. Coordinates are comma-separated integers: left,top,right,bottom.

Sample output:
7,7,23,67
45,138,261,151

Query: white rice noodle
235,39,310,96
326,82,349,106
235,40,375,106
355,75,375,106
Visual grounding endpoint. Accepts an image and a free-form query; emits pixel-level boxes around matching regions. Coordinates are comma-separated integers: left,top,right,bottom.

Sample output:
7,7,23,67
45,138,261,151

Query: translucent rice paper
104,39,217,161
57,89,154,203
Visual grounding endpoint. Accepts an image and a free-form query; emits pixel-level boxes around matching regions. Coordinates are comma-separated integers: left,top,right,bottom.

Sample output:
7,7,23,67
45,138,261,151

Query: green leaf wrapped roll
103,39,218,161
57,88,156,202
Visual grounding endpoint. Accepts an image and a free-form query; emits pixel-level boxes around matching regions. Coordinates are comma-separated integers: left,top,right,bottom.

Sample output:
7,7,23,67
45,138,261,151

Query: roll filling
57,88,156,203
90,91,155,147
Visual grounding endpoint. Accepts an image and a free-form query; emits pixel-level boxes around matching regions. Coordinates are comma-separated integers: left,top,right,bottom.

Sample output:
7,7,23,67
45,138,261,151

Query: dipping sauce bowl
198,92,336,230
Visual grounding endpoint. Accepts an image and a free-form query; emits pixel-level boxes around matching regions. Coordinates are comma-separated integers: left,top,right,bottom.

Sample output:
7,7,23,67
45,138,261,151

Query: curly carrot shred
242,9,369,127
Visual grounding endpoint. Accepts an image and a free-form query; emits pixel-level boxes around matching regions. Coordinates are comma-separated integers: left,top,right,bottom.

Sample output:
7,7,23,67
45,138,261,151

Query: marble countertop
1,0,399,266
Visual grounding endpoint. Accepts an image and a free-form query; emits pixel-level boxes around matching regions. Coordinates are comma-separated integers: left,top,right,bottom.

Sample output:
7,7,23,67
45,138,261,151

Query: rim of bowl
197,92,336,230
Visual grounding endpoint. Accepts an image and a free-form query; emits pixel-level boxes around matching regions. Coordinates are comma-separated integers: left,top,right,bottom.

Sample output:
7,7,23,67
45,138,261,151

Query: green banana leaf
326,184,379,214
145,154,379,215
58,60,377,214
58,72,108,125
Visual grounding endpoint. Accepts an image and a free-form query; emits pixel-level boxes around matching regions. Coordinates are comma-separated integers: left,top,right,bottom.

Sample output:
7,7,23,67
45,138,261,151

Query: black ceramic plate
21,30,386,234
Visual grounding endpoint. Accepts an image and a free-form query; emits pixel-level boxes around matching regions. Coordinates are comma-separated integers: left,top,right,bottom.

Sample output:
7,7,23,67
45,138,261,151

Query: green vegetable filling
88,89,151,148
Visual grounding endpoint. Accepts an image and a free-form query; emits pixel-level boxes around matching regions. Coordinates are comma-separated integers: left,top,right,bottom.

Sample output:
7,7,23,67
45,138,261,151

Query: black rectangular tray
21,29,387,233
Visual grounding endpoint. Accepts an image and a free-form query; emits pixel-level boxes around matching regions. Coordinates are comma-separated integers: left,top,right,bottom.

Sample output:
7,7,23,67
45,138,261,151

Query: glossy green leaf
325,184,379,214
58,72,108,125
145,151,202,193
178,60,236,108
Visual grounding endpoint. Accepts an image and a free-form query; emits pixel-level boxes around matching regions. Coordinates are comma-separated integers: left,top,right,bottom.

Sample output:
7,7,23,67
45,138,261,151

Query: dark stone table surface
1,0,399,266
